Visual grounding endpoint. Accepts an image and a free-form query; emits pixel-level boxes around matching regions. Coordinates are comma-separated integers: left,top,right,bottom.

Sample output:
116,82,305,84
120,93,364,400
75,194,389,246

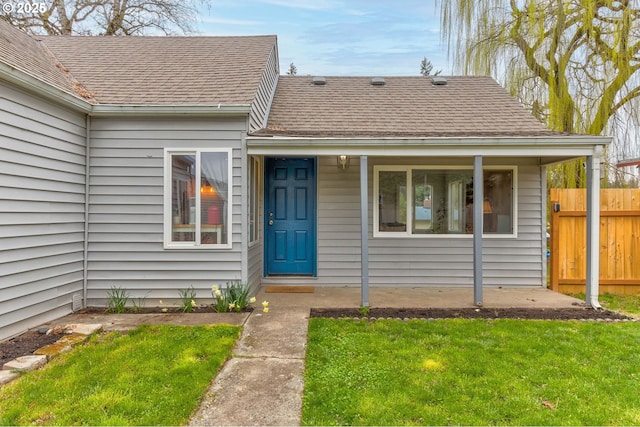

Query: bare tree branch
1,0,208,35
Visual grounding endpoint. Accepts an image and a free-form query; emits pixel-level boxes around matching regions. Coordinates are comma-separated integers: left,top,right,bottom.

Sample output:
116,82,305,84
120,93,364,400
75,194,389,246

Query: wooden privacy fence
549,189,640,295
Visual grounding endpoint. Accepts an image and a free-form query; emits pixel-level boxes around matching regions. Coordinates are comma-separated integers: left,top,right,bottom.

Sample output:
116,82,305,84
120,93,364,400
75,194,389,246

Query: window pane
378,171,407,232
412,170,472,234
200,152,228,245
483,170,513,234
412,170,432,234
171,154,196,242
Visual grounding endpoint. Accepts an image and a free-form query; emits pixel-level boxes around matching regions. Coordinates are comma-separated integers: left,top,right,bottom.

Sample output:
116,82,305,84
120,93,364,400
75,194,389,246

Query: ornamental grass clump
211,281,261,313
106,286,129,313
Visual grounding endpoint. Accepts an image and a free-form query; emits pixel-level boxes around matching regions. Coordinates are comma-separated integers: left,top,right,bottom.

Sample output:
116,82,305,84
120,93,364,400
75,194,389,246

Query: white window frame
248,156,261,246
164,148,233,249
373,165,518,238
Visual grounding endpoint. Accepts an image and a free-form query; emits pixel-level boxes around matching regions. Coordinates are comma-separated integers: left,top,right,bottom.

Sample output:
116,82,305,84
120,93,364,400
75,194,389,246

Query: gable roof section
0,20,277,107
255,75,559,138
41,35,277,105
0,19,76,96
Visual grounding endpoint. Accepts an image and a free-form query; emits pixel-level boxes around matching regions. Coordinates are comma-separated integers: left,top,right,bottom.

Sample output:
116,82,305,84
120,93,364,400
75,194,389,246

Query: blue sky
197,0,451,76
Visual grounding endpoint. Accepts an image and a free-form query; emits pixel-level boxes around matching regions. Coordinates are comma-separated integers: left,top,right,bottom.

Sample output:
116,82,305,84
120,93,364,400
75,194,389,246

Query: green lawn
303,318,640,426
0,324,240,426
594,293,640,316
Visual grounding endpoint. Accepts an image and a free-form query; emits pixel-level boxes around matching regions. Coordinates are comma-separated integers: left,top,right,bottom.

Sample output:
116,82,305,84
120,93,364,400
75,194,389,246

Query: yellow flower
191,299,197,308
211,284,219,292
161,308,168,313
159,300,163,305
249,297,256,304
263,307,269,313
262,301,269,308
214,289,222,297
228,303,236,310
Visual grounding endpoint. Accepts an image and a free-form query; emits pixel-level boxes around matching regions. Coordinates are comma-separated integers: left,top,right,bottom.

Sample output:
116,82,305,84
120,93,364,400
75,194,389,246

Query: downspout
82,115,91,308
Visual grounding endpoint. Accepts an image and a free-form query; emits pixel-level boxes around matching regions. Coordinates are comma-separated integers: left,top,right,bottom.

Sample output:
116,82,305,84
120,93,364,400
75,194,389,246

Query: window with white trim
165,149,232,248
374,166,516,237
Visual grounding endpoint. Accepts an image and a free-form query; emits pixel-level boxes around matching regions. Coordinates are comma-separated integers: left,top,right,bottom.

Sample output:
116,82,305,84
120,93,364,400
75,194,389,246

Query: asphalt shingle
0,19,75,96
40,35,277,105
0,20,276,105
256,75,558,138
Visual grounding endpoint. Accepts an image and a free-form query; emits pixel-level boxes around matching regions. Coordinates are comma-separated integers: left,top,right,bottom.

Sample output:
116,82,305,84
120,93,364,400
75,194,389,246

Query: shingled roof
41,35,277,105
0,20,276,106
255,75,559,138
0,19,76,96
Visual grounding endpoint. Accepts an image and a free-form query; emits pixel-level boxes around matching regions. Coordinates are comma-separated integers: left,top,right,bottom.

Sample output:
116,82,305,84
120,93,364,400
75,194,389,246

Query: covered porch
247,140,609,308
254,286,584,309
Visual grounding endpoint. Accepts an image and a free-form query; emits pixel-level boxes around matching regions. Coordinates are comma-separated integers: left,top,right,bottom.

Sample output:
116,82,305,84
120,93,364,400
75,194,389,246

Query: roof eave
247,135,612,145
0,61,92,112
246,135,612,157
1,62,253,116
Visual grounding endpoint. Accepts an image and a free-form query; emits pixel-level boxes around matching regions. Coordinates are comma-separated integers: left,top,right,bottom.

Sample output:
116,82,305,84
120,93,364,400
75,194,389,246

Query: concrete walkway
187,286,582,426
189,306,309,426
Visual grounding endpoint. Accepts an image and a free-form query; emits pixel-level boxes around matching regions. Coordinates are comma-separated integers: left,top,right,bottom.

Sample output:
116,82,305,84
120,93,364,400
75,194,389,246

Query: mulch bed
0,330,64,367
310,307,635,321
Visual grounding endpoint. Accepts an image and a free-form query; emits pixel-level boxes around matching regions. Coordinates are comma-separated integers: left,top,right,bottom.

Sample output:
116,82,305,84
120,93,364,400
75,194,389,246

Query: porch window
164,149,232,248
374,166,516,237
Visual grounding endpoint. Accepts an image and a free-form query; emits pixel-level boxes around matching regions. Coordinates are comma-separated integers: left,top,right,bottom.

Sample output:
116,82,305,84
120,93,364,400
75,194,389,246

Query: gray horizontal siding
86,116,247,306
305,156,544,288
0,82,86,341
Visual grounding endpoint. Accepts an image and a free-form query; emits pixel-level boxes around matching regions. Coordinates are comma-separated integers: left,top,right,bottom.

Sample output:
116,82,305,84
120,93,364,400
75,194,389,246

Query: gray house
0,20,609,341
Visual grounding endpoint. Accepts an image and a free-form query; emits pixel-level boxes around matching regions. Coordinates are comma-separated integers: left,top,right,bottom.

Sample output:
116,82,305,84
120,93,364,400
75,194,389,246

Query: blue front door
265,157,316,275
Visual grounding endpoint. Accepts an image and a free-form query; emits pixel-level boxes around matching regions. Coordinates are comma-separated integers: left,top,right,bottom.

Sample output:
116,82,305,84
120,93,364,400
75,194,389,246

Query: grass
303,318,640,426
572,292,640,316
0,324,240,426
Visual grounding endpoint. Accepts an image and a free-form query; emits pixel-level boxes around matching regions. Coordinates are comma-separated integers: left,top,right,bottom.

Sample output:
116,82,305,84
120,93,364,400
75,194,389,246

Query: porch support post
360,155,369,307
473,155,483,306
586,150,602,309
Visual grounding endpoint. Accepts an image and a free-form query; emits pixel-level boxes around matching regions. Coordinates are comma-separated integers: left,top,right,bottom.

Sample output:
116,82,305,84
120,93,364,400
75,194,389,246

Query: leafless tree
1,0,209,35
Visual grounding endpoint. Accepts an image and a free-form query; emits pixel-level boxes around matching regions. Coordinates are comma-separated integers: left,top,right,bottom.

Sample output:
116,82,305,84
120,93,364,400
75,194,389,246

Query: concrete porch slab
253,286,582,310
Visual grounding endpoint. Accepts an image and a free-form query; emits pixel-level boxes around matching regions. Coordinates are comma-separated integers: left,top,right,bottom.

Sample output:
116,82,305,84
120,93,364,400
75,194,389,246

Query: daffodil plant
211,281,263,313
178,286,198,312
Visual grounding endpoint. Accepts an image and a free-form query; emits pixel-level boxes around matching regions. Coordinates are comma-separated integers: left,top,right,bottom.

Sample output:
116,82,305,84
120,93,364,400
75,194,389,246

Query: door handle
268,220,274,226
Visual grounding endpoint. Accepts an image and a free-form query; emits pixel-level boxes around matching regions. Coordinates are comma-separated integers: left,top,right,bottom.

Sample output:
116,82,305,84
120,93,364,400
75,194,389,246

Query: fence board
550,189,640,295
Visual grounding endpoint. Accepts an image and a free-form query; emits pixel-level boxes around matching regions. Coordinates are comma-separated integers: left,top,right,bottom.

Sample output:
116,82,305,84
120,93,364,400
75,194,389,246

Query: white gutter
247,135,612,147
1,62,252,116
90,104,252,116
